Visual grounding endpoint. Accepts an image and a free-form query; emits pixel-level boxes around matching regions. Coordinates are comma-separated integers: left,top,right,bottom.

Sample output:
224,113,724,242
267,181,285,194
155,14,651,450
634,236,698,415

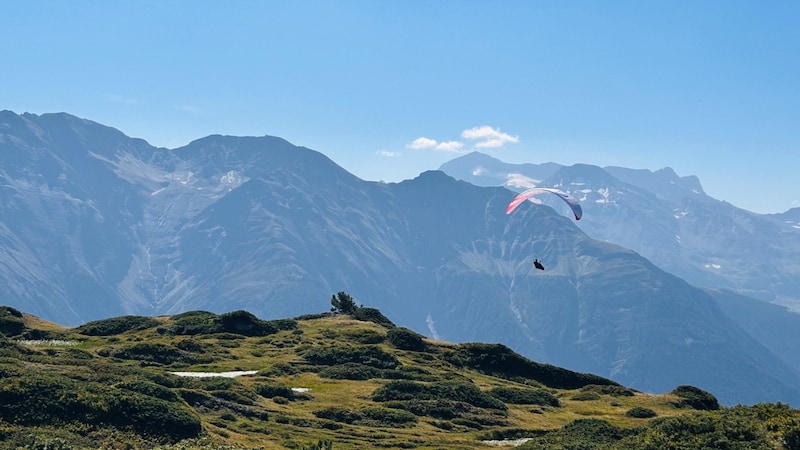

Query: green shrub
0,372,201,443
671,385,720,411
74,316,159,336
313,407,363,424
164,311,219,335
581,384,636,397
489,387,560,407
626,407,657,418
301,344,400,369
444,343,618,389
110,343,194,365
116,379,179,402
372,380,506,411
570,392,601,401
254,382,298,400
346,330,385,344
266,318,298,331
352,307,395,328
318,363,382,380
360,407,417,426
387,327,428,352
0,307,25,337
211,389,258,406
218,310,277,336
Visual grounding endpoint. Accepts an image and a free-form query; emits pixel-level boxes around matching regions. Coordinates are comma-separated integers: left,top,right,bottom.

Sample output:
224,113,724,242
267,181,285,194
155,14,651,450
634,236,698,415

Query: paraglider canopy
506,187,582,220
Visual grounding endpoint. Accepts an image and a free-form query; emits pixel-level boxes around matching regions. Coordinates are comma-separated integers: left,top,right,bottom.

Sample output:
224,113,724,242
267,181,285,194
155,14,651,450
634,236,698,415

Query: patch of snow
426,313,441,340
504,173,538,189
482,438,533,447
170,370,258,378
291,387,311,393
704,264,721,270
674,210,688,219
595,187,610,204
17,339,77,346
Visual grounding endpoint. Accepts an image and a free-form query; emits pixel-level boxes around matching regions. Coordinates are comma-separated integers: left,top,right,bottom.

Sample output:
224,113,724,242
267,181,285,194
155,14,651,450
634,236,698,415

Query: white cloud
504,173,538,189
377,149,400,157
435,140,464,152
407,137,438,150
461,126,519,148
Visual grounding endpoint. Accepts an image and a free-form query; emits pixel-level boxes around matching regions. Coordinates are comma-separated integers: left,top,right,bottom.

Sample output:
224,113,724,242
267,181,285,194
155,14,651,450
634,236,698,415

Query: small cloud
504,173,538,189
461,126,519,148
377,149,400,157
435,140,464,152
407,137,438,150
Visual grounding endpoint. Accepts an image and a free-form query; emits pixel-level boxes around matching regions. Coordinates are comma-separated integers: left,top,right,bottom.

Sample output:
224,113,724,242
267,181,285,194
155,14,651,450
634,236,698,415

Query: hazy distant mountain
439,152,800,312
2,111,800,405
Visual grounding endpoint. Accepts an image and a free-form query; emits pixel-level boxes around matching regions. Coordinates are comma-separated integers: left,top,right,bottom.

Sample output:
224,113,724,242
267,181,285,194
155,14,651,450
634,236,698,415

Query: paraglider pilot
533,259,545,270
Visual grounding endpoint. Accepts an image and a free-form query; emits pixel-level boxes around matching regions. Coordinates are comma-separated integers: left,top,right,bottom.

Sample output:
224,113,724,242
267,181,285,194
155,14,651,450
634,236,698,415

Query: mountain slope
2,306,799,449
2,111,800,405
440,152,800,310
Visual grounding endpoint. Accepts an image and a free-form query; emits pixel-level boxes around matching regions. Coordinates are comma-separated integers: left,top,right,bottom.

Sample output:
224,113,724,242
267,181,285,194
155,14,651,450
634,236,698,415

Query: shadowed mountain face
2,111,800,406
440,152,800,312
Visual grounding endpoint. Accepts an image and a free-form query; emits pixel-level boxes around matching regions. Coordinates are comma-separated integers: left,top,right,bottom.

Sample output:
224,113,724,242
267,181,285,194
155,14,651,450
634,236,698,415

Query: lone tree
331,291,358,315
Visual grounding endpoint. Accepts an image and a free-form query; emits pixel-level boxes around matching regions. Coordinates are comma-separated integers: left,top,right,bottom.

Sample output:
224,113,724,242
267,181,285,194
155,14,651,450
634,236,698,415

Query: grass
1,308,797,449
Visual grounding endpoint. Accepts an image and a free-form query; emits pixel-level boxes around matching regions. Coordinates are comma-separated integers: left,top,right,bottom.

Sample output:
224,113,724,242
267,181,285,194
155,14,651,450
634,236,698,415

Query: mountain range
1,110,799,406
440,152,800,312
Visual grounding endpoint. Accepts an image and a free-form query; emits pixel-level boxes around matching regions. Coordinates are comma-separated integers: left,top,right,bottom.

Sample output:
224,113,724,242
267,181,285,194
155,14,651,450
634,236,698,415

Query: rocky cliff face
2,111,799,405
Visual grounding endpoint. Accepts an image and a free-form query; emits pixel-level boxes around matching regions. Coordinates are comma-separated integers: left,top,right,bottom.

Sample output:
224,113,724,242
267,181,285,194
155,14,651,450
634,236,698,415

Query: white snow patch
704,264,721,270
472,166,487,176
504,173,538,189
595,187,610,204
482,438,533,447
170,370,258,378
291,387,311,393
17,339,78,347
426,313,441,340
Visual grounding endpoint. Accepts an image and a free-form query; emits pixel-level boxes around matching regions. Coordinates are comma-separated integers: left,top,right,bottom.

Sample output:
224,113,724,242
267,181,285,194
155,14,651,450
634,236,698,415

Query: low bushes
159,310,297,337
626,407,657,418
312,406,417,427
300,344,400,369
387,327,428,352
444,343,618,390
74,316,160,336
371,380,506,411
671,385,720,411
0,371,201,443
488,387,560,407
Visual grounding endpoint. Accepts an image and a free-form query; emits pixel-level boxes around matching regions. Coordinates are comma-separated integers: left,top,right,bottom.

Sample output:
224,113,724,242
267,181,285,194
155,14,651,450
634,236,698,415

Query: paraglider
505,187,582,220
506,187,583,272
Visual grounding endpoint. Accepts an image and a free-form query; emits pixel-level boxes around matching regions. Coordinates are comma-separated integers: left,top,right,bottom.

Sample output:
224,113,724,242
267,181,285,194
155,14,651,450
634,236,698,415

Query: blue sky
3,1,798,213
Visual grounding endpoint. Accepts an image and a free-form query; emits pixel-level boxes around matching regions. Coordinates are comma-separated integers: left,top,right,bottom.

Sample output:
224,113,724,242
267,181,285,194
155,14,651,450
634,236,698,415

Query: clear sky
3,1,798,213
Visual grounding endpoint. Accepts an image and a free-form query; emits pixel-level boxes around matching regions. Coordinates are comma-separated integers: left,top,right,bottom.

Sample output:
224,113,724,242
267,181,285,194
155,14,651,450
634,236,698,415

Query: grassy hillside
0,304,798,449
